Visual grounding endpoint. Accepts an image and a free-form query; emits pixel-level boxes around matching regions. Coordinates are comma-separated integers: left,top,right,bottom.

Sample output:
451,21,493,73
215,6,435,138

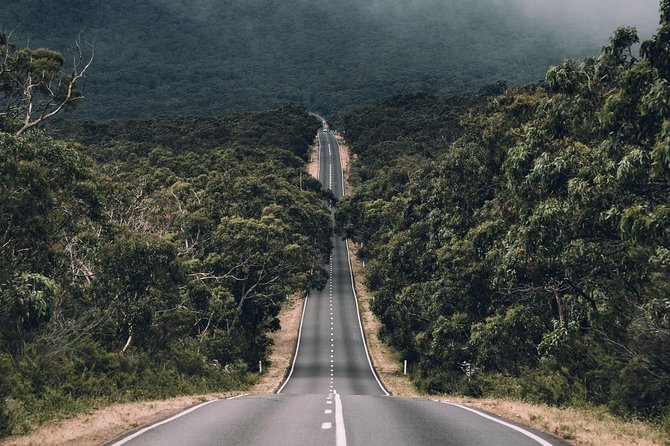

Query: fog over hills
0,0,661,118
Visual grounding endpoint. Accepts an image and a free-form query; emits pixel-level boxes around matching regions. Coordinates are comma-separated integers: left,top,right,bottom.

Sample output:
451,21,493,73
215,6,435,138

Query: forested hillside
0,0,657,118
0,99,330,436
2,0,669,441
337,5,670,423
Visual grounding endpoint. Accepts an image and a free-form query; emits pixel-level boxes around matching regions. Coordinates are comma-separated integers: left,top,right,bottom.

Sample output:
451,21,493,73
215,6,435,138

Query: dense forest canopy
336,2,670,421
0,103,331,436
0,0,660,118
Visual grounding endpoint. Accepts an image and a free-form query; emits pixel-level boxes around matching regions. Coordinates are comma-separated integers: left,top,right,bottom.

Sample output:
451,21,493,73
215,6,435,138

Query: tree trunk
120,332,133,357
555,292,565,327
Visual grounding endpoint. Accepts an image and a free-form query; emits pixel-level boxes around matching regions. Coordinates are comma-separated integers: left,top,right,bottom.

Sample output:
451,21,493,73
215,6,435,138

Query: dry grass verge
442,397,669,446
307,135,319,180
333,131,351,196
251,293,305,394
0,394,236,446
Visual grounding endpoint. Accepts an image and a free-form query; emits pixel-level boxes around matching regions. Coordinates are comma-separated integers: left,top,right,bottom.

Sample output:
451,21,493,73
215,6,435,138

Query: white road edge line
345,239,390,396
109,394,247,446
328,128,390,397
276,289,310,393
441,402,554,446
335,393,347,446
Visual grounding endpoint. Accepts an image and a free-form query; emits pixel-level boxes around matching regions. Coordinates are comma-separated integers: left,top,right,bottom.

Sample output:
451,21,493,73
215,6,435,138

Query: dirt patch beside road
333,131,351,195
251,293,305,394
307,135,319,180
0,394,235,446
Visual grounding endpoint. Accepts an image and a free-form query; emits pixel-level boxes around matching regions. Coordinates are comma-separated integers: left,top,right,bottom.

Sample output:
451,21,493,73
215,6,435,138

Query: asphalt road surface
277,128,385,397
109,126,569,446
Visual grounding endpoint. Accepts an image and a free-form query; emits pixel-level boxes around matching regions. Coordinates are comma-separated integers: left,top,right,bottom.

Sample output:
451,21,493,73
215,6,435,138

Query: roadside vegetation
336,1,670,438
0,32,332,437
348,242,670,446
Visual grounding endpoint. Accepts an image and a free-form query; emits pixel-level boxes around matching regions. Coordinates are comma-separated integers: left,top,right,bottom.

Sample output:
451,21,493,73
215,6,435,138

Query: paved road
109,126,569,446
278,128,385,397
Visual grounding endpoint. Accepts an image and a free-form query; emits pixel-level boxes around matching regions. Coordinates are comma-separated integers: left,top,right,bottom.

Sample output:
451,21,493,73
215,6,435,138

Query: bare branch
13,35,94,135
0,30,14,78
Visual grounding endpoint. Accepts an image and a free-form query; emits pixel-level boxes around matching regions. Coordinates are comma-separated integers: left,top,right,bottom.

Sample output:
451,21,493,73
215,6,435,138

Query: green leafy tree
0,33,93,135
337,2,670,418
199,210,314,357
95,234,185,354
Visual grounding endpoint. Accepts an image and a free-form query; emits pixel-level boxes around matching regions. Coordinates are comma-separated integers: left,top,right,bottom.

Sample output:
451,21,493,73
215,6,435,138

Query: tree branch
14,35,94,135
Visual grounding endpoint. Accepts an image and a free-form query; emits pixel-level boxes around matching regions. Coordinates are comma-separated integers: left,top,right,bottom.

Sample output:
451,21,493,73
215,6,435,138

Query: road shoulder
0,395,233,446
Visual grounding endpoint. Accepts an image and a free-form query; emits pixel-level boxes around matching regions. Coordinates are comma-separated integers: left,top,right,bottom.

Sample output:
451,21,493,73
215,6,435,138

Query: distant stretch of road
108,125,569,446
277,126,386,397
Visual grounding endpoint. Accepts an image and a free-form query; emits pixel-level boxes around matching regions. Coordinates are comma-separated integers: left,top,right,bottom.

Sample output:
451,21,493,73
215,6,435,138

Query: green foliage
96,234,184,349
337,5,670,421
0,102,328,436
0,33,90,135
6,273,60,330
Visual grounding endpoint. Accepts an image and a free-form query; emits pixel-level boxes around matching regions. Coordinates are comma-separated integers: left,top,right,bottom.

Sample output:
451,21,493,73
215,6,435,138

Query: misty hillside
0,0,660,118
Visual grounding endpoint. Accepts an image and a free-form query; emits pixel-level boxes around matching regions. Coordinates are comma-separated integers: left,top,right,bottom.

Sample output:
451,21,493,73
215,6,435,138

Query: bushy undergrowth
0,347,251,436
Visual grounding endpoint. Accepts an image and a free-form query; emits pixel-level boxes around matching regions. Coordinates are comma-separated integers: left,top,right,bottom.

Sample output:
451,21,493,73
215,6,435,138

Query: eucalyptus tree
0,33,93,135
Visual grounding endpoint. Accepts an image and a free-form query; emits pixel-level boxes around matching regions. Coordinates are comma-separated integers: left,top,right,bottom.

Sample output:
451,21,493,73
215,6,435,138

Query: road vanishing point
108,124,569,446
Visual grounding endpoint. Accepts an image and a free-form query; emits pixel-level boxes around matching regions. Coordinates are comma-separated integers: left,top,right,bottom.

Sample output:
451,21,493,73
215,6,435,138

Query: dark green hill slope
0,0,658,118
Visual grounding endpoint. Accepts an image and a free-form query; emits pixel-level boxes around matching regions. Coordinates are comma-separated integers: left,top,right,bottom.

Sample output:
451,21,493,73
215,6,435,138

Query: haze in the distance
0,0,663,117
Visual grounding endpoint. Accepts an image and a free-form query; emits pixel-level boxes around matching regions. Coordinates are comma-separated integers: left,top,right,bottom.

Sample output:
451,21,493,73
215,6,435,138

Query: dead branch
12,35,94,135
